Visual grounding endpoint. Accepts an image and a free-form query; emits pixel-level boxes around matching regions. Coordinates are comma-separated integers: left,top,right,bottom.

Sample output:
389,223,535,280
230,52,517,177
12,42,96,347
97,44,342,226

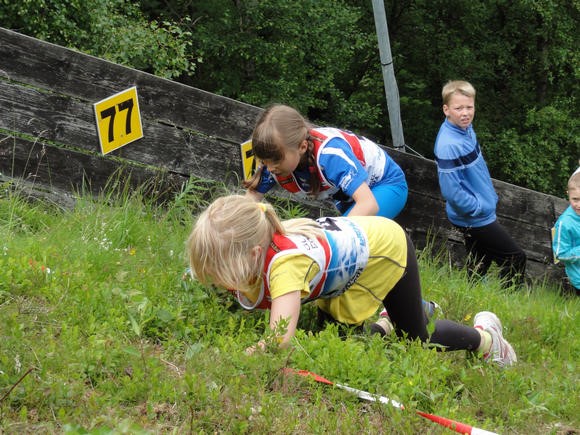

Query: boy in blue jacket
552,166,580,294
434,80,526,287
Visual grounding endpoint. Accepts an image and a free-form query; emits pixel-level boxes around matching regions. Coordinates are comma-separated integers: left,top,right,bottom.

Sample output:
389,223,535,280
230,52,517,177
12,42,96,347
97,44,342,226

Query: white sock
475,327,492,354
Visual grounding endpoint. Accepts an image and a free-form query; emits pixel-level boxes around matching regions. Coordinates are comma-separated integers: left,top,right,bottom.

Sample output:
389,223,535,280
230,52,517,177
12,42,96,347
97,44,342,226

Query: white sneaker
474,311,517,367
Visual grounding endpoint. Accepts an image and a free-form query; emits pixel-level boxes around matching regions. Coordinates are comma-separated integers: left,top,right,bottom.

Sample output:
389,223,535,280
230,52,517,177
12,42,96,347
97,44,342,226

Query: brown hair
243,104,321,194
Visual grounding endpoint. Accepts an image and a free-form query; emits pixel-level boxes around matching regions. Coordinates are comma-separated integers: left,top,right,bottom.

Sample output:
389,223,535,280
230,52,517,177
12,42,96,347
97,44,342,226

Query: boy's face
443,93,475,130
568,188,580,215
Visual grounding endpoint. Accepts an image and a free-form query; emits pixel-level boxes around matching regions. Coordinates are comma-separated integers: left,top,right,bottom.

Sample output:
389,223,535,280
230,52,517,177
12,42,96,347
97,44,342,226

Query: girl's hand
245,340,266,355
245,291,301,355
245,189,264,202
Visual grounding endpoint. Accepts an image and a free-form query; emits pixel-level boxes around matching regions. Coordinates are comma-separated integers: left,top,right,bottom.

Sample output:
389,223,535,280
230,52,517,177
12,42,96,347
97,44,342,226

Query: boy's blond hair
442,80,476,106
188,195,323,292
568,164,580,192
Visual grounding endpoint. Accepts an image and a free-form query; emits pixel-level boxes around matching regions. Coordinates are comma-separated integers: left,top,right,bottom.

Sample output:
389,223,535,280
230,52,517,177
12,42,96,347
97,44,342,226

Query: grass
0,177,578,434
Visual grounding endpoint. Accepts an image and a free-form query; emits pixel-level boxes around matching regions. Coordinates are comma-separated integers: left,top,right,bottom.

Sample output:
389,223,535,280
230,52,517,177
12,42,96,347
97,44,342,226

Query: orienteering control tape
285,369,499,435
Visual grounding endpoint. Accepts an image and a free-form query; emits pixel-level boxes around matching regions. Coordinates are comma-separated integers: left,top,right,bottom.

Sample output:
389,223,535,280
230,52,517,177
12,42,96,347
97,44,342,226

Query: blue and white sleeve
319,138,368,197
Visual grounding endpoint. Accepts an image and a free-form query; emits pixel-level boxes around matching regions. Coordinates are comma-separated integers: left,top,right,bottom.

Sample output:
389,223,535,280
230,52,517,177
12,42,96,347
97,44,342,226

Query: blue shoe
423,300,441,318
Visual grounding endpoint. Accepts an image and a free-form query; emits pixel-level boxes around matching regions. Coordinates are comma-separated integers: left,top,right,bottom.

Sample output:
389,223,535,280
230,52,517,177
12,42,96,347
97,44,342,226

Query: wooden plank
0,133,190,195
0,27,261,144
408,229,564,283
389,149,566,274
1,133,334,218
494,180,567,227
0,81,246,180
390,149,567,228
0,81,99,151
398,191,554,263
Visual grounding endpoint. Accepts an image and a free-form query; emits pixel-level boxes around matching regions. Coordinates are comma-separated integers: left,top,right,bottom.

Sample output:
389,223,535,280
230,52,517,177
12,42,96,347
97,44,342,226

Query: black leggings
383,234,481,351
457,220,527,286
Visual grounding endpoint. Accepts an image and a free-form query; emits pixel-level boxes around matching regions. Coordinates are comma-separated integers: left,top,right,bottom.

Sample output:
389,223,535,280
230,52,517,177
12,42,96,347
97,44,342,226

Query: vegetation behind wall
2,0,577,195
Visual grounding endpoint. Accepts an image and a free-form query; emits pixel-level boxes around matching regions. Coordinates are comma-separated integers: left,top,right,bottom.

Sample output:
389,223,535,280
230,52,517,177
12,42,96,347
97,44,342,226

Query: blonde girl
188,195,517,367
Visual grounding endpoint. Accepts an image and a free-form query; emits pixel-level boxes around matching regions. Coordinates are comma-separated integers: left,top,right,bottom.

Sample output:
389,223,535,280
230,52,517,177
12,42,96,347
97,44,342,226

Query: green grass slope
0,179,578,434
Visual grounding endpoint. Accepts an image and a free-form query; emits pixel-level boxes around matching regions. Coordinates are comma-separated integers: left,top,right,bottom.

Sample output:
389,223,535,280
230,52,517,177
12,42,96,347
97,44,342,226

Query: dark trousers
318,234,482,351
383,235,481,351
457,220,527,287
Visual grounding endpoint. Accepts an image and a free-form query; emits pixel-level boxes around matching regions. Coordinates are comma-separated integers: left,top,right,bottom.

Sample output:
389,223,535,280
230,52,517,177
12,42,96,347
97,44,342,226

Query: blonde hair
187,195,323,292
244,104,321,194
442,80,476,106
568,163,580,192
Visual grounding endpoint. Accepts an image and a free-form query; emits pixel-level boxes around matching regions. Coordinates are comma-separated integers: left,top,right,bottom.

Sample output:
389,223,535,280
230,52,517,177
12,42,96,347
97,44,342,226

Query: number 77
100,98,134,143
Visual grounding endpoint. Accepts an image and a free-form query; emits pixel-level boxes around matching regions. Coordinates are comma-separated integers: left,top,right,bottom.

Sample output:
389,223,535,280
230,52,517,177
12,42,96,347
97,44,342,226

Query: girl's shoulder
343,216,405,240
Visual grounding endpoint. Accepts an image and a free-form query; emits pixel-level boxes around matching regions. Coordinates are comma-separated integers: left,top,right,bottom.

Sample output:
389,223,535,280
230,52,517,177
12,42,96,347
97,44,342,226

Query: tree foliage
0,0,196,79
169,0,384,132
2,0,578,196
389,0,579,194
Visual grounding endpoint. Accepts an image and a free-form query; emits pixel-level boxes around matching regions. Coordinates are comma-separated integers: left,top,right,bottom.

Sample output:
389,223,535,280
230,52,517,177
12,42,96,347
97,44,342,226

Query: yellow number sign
240,139,261,181
94,86,143,155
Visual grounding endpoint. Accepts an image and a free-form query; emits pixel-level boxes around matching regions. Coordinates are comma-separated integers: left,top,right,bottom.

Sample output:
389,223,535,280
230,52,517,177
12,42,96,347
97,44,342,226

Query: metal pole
371,0,405,152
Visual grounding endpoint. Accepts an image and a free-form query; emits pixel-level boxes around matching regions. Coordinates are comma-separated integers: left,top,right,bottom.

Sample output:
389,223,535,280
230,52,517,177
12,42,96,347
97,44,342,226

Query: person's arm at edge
553,219,580,262
345,182,379,216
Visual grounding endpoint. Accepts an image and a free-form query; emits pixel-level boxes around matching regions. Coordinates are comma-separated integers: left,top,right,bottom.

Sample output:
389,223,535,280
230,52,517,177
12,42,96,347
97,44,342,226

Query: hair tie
257,202,268,213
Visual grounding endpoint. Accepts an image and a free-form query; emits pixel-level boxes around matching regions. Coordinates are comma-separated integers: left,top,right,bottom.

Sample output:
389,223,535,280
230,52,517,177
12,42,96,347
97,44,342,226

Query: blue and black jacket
434,119,497,228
